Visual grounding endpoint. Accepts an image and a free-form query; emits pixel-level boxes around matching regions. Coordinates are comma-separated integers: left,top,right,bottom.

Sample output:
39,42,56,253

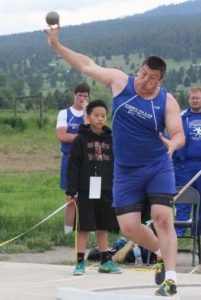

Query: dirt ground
1,246,200,275
0,246,76,265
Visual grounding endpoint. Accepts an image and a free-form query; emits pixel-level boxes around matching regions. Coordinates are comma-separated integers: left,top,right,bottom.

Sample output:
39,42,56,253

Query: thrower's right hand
43,25,60,48
159,132,174,157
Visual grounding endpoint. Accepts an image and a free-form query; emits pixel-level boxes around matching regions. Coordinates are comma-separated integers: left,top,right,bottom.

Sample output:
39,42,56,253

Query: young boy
66,99,122,276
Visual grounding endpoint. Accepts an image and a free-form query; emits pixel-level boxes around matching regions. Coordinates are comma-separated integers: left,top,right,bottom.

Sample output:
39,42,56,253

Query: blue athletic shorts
60,154,68,190
112,157,176,213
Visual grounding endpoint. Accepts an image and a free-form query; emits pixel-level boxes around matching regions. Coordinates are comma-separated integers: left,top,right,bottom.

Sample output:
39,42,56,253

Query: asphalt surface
1,248,201,300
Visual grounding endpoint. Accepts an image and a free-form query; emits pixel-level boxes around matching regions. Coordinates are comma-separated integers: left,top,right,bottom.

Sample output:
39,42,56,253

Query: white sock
64,225,73,234
154,249,162,258
165,271,177,284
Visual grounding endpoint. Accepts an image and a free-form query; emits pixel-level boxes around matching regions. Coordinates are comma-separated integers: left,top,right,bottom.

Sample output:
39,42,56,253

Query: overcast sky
0,0,189,36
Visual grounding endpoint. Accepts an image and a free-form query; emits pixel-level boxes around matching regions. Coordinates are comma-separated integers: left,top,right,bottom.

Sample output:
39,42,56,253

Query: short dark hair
142,56,167,79
74,82,90,94
86,100,108,115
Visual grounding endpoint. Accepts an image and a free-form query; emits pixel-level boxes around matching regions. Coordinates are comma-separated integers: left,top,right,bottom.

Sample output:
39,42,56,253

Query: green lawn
0,111,195,255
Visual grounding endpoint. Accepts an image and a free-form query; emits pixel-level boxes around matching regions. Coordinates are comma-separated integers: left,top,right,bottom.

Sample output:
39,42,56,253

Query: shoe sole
98,269,122,274
155,291,177,297
155,292,166,296
73,272,85,276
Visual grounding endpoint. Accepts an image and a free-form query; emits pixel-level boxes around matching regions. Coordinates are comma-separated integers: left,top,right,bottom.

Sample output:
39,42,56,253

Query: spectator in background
173,87,201,235
66,100,121,276
56,82,90,234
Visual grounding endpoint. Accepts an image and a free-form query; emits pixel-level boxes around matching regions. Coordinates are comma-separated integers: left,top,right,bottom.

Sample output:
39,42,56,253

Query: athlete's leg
64,202,75,233
117,211,160,252
146,158,178,287
113,163,160,251
151,204,177,272
60,155,75,233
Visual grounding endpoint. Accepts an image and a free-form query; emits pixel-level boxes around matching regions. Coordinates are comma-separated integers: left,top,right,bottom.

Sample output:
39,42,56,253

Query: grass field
0,113,69,252
0,111,193,255
0,112,118,253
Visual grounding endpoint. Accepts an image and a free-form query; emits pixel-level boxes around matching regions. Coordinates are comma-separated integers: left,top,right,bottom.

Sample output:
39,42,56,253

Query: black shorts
77,197,119,232
115,193,175,217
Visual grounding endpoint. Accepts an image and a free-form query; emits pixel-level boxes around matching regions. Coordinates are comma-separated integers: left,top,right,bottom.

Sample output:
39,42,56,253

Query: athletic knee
153,214,173,231
119,221,140,238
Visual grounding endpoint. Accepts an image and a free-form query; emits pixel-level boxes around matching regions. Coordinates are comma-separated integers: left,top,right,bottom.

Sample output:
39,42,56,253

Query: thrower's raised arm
44,26,128,96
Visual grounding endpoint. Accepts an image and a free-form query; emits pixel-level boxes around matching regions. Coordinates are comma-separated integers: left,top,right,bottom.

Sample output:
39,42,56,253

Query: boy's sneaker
73,261,85,276
155,279,177,297
98,260,122,274
153,259,165,285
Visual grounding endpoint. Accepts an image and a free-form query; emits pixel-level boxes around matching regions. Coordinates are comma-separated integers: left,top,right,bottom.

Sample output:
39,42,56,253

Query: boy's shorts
112,158,176,216
77,197,119,232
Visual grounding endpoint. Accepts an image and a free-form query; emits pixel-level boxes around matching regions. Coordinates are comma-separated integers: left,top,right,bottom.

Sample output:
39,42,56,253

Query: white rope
0,203,67,247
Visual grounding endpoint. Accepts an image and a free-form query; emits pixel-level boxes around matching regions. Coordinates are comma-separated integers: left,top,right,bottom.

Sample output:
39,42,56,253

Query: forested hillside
0,0,201,110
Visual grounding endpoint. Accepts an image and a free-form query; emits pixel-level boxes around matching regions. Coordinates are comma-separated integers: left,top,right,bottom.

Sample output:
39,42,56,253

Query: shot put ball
46,11,60,26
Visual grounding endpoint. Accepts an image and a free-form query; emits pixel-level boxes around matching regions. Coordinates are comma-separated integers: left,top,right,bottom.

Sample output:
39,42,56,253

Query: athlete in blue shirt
173,87,201,236
56,83,90,233
45,27,185,297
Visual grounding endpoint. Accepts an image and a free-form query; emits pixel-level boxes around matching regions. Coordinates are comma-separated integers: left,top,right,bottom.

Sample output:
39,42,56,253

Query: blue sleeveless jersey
112,76,168,167
60,108,84,154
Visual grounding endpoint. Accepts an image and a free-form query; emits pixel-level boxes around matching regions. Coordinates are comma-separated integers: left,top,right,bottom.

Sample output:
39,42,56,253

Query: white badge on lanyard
89,176,102,199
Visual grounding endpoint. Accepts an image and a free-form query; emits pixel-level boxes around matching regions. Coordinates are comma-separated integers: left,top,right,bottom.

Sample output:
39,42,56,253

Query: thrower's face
135,64,162,97
188,91,201,113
